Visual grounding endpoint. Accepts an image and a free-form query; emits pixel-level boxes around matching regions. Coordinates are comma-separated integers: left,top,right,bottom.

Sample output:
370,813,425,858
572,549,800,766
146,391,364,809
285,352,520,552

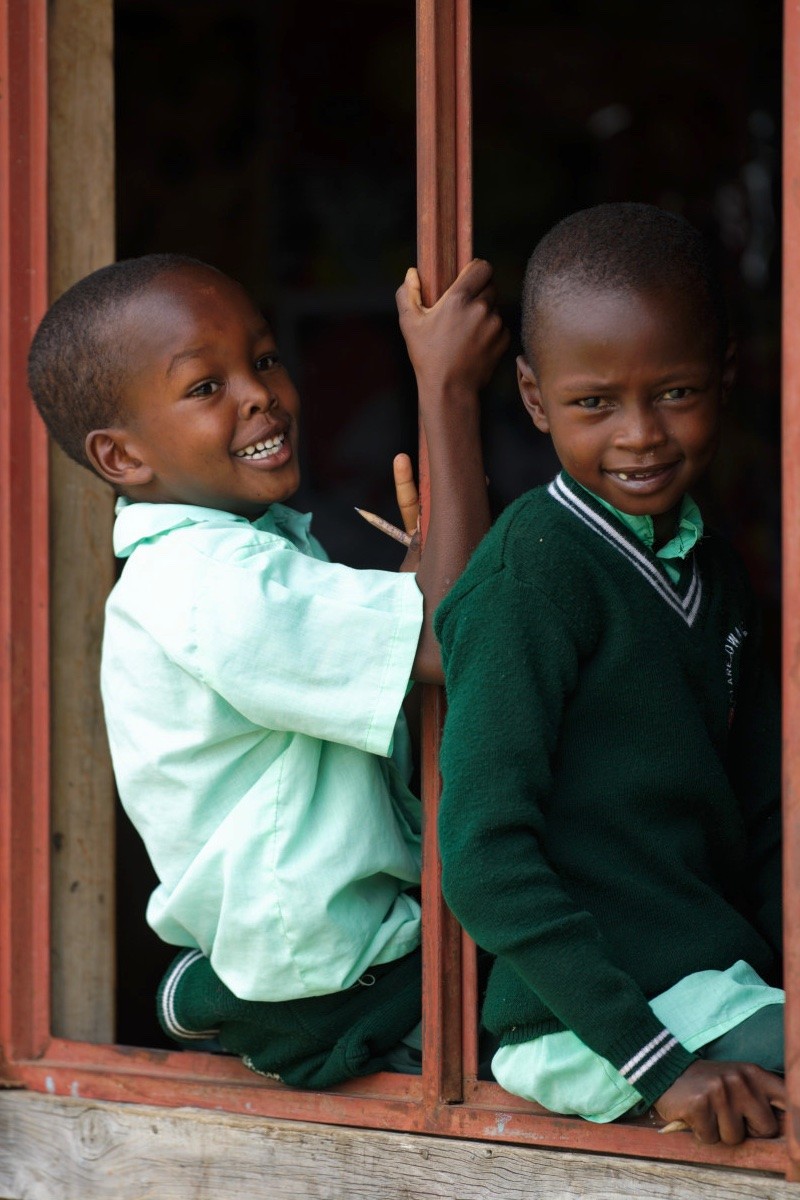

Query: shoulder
106,515,306,645
124,510,325,587
112,509,421,639
435,482,604,639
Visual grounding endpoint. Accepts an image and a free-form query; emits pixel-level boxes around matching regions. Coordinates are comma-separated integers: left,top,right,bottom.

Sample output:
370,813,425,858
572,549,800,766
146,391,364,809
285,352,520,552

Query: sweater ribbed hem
498,1013,697,1108
498,1017,565,1046
606,1019,697,1107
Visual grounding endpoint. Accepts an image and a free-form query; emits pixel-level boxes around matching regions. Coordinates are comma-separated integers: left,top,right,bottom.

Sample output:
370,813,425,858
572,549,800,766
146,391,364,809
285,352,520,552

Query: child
28,252,507,1087
434,203,785,1145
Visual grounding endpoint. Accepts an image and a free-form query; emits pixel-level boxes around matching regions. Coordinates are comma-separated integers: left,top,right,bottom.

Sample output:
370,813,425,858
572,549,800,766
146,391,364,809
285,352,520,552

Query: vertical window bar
783,0,800,1180
0,0,51,1067
454,0,481,1087
416,0,472,1107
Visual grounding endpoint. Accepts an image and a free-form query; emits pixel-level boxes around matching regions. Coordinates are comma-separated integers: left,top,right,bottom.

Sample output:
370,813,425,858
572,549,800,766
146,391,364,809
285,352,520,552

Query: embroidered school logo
724,624,748,726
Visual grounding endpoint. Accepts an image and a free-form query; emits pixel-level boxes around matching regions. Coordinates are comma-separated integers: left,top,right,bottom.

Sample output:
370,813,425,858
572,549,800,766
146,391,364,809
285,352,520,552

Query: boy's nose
238,378,277,418
616,405,668,453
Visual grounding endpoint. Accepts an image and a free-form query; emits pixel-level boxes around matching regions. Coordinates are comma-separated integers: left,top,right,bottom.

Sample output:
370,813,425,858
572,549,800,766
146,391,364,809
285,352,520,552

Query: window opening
2,0,798,1184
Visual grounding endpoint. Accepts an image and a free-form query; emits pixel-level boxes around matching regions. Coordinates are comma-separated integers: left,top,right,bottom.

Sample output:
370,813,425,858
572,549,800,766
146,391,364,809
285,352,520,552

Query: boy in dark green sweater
434,203,785,1145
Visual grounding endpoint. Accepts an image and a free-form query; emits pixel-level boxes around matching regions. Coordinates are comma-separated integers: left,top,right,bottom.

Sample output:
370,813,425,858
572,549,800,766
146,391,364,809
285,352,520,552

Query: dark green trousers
157,946,422,1089
698,1003,784,1074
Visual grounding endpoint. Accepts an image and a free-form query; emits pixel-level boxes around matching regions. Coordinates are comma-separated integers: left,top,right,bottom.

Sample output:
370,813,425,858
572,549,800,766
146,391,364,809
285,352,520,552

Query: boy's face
91,264,301,518
517,285,734,520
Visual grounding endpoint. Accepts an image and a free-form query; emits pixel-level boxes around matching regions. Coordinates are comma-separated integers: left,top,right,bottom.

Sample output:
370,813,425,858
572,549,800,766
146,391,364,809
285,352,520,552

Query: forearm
394,258,507,682
409,383,490,683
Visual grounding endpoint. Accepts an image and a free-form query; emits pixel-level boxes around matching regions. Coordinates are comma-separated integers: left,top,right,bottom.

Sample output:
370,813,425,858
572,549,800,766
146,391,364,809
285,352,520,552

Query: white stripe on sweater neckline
548,475,703,627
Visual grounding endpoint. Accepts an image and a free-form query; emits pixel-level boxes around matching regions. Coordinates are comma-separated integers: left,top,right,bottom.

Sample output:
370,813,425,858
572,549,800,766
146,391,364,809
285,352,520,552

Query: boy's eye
256,352,280,371
187,380,220,398
576,396,606,410
662,387,691,401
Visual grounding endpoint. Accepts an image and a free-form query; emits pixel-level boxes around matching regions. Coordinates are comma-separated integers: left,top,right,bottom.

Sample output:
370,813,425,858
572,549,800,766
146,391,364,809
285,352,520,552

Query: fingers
742,1067,785,1139
396,259,494,315
395,267,423,318
718,1068,781,1144
690,1066,783,1145
396,258,508,391
393,453,420,536
448,257,494,299
655,1060,785,1146
428,259,497,317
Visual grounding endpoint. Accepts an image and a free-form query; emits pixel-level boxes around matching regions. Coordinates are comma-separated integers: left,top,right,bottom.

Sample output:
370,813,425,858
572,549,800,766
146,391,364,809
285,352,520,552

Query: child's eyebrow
554,375,616,392
556,363,712,392
166,326,276,375
167,346,208,375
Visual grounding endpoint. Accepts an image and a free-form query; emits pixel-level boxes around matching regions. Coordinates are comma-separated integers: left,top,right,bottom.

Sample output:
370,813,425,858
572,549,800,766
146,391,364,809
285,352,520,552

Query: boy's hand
654,1060,785,1144
395,260,502,682
396,259,509,398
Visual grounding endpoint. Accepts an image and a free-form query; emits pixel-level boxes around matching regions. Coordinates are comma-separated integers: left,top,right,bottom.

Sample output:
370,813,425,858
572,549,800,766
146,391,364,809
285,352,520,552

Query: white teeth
235,433,285,460
618,472,628,480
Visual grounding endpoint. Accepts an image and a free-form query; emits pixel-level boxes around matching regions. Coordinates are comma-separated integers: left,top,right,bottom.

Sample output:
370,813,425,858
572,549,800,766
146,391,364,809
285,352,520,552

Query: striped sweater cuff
608,1021,697,1108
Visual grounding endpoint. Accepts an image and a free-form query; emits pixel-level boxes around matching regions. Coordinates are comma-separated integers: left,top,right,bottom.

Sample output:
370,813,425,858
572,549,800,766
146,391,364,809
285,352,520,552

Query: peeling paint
70,1080,80,1097
44,1076,55,1094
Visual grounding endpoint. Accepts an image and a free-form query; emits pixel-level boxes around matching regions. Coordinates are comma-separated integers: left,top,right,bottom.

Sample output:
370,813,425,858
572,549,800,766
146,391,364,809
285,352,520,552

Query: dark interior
113,0,782,1047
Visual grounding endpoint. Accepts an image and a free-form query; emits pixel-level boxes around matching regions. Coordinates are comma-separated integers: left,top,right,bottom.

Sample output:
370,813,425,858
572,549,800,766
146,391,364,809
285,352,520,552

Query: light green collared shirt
493,961,783,1122
588,490,704,582
102,499,424,1002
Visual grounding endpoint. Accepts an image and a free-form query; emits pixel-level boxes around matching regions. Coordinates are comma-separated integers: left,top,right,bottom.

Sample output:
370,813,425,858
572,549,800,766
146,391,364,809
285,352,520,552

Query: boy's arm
396,259,508,684
436,572,697,1108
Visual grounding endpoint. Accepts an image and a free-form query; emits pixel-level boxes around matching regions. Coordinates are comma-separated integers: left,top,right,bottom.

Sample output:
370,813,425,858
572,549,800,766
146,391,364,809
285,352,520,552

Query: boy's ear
85,428,155,489
517,355,550,433
721,338,737,401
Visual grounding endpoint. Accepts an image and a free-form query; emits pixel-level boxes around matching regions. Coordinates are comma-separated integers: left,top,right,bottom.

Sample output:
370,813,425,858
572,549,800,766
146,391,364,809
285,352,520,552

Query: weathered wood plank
0,1092,795,1200
48,0,117,1044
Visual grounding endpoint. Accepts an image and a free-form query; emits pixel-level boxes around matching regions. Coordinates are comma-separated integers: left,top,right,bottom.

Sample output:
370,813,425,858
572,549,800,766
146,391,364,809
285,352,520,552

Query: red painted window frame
0,0,796,1179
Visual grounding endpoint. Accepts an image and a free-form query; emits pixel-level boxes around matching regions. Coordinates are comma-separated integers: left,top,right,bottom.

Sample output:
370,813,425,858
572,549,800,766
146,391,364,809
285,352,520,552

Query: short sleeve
176,540,423,755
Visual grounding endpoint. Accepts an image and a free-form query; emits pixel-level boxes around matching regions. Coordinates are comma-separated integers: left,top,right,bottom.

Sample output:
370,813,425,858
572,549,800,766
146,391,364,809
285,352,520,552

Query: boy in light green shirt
28,252,507,1087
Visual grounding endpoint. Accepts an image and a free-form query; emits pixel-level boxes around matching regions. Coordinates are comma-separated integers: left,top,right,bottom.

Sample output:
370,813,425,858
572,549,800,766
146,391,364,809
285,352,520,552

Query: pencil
355,507,413,548
658,1120,688,1134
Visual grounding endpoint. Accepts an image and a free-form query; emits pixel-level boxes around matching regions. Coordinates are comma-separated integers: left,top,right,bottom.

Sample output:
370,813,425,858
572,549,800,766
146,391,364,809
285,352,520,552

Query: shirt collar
574,482,703,562
113,497,314,559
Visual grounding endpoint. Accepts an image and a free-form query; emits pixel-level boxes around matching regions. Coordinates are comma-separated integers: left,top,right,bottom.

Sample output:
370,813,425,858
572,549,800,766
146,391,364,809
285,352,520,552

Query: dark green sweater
434,472,781,1108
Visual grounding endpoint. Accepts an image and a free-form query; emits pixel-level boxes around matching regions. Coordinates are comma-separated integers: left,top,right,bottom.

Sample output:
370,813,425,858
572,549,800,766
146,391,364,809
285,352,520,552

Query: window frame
0,0,796,1181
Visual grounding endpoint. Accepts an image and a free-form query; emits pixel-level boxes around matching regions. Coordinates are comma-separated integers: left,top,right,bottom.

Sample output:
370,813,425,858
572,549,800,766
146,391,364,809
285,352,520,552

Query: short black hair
28,252,213,470
520,203,728,369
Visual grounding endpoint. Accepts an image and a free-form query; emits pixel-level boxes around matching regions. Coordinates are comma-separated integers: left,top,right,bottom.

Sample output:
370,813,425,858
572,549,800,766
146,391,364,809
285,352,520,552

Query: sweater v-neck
547,472,704,627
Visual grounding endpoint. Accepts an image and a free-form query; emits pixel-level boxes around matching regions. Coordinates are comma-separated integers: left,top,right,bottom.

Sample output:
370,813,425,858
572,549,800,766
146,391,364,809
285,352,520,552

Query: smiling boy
434,204,784,1144
28,252,507,1087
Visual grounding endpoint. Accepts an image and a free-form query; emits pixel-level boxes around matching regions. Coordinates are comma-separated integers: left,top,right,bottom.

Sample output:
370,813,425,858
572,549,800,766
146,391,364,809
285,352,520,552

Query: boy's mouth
605,462,678,480
234,432,287,461
609,466,670,481
603,462,680,492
